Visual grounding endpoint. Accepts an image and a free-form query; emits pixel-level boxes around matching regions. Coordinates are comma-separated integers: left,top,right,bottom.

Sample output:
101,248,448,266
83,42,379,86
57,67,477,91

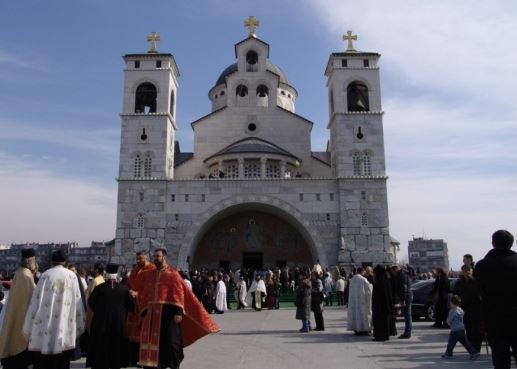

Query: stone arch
135,82,157,113
177,195,326,269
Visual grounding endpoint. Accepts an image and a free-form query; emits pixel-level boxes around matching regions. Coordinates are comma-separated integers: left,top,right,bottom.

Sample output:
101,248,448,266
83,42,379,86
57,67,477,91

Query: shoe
314,328,325,331
298,328,309,332
441,353,453,359
398,333,411,339
470,353,480,360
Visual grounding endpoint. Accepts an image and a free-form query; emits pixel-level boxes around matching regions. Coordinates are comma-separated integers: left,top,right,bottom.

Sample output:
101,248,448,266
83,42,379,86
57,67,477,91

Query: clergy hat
21,248,35,260
51,250,67,263
106,263,119,274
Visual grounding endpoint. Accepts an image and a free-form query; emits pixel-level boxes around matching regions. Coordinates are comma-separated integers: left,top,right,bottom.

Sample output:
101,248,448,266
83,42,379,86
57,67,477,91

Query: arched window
352,153,361,176
170,89,175,117
246,50,258,72
135,83,157,113
347,81,369,112
236,85,248,97
363,152,372,176
256,85,269,98
144,153,152,177
134,154,142,178
136,214,145,229
256,85,269,107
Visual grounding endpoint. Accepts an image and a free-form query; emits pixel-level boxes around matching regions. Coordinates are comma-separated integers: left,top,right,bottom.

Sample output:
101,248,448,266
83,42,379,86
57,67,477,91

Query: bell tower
118,32,180,181
326,31,393,267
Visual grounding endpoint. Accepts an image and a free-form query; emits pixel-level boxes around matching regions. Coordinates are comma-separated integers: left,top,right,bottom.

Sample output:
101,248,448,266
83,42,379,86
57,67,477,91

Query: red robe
126,262,156,342
138,266,219,367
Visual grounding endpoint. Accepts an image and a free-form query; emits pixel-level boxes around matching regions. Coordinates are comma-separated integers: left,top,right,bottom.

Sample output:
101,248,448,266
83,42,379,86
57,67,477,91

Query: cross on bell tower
146,32,160,53
343,30,357,52
244,16,259,38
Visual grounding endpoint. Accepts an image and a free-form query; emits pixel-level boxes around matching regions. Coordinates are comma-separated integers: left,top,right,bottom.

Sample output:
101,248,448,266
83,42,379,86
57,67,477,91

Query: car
411,278,458,321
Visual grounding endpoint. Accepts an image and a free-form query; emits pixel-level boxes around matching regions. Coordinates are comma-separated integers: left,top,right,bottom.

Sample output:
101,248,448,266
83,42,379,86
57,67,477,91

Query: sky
0,0,516,269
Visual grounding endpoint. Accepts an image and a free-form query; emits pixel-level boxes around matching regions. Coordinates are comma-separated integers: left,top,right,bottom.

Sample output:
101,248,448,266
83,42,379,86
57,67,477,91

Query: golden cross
146,32,160,53
244,16,260,38
343,30,358,52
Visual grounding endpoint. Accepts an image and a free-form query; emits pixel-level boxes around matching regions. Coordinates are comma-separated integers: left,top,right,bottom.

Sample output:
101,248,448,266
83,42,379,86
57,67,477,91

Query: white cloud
389,172,517,268
303,0,517,112
0,117,119,154
303,0,517,268
0,152,116,246
0,49,38,69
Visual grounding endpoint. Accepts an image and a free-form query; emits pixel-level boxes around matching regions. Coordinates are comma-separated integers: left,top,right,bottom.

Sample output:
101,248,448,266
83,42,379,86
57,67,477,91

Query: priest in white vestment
214,275,228,313
245,276,267,311
347,267,373,335
22,250,85,369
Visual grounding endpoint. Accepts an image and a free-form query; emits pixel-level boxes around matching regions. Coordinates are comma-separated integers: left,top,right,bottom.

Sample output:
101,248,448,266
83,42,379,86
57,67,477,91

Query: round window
248,123,257,132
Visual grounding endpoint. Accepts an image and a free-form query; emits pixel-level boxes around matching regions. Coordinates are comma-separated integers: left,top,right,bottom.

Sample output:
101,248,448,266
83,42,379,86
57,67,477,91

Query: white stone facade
113,33,395,270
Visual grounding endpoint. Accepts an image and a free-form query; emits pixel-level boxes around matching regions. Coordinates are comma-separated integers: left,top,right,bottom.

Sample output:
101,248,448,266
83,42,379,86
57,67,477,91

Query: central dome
215,61,289,86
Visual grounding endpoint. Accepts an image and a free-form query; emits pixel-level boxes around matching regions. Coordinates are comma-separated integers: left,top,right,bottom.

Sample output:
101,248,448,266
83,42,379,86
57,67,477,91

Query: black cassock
86,281,134,369
372,268,394,341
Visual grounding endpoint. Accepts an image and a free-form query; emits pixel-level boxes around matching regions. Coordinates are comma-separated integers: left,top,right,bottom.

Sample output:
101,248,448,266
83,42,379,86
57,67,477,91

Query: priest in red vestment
138,248,219,369
127,251,156,365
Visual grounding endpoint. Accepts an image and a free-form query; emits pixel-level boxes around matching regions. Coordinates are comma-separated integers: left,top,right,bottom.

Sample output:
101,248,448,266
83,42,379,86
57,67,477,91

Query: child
442,294,480,360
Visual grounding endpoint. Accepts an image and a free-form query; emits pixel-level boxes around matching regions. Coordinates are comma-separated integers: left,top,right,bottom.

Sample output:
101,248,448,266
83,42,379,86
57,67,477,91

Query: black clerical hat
21,248,35,259
51,250,67,263
106,263,119,274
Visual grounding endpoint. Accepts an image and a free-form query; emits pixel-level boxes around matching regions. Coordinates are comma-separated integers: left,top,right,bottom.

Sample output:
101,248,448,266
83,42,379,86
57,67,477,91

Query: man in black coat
453,265,483,352
87,263,134,369
475,230,517,369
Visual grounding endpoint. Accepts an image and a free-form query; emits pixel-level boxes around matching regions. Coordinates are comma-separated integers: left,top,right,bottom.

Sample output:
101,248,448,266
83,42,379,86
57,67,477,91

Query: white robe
347,274,373,332
22,265,85,354
244,280,267,307
215,280,227,312
235,280,248,307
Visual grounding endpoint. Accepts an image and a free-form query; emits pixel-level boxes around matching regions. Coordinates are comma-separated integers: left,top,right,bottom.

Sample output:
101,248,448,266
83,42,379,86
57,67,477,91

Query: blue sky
1,0,516,268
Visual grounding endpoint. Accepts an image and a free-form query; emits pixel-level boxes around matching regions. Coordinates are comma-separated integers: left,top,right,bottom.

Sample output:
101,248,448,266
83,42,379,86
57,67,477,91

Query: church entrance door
242,252,263,270
192,210,313,270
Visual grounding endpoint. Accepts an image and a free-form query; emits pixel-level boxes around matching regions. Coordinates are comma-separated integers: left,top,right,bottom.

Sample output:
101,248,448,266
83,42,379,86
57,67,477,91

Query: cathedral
113,18,397,270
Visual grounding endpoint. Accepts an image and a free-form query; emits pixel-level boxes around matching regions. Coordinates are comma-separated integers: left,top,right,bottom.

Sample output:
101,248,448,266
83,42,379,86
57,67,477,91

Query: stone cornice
119,112,177,129
116,176,388,182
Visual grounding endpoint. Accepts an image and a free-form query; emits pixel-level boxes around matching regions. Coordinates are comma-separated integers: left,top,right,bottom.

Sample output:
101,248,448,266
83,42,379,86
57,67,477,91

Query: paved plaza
71,307,493,369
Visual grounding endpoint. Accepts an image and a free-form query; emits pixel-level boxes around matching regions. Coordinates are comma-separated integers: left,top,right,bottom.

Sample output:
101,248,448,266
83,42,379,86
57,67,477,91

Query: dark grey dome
215,61,289,86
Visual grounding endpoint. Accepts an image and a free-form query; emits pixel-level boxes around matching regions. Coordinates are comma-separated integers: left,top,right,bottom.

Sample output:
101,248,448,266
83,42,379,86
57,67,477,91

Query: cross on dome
146,32,160,53
244,16,259,38
343,30,357,52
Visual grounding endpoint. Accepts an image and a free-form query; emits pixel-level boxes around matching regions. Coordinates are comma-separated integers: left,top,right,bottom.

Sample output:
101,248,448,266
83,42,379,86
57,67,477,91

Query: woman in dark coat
295,271,312,332
372,265,394,341
431,267,450,328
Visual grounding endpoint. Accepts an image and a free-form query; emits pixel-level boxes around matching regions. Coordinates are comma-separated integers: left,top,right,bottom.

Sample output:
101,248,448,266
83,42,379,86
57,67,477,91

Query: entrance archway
192,210,313,270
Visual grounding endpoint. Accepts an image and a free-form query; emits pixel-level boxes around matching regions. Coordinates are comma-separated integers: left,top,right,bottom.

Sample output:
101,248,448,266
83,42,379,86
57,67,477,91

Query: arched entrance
188,201,317,270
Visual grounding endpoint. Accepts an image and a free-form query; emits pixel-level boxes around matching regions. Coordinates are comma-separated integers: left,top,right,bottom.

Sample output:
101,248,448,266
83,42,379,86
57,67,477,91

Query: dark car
411,278,458,321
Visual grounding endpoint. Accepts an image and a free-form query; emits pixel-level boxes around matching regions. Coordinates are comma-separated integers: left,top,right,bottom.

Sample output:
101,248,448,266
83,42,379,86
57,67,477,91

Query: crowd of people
0,229,515,369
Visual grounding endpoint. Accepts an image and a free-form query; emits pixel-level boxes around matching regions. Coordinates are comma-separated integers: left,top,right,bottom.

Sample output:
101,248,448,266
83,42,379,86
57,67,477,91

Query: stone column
280,160,286,178
260,157,267,178
238,158,244,179
218,161,224,177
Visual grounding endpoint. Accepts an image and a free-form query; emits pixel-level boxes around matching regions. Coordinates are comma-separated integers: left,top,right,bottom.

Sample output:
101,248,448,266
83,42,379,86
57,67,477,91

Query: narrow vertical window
156,60,162,68
361,212,368,226
326,213,331,221
363,59,370,67
144,154,152,177
316,193,321,201
299,193,304,201
353,153,361,176
134,60,140,68
134,154,142,178
201,194,206,202
136,214,145,228
171,194,175,202
363,153,372,176
361,191,367,200
175,214,179,221
139,192,144,201
341,59,348,67
185,194,189,202
330,193,335,201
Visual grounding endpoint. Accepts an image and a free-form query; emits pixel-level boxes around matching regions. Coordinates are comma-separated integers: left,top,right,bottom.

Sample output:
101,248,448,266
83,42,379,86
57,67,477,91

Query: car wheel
425,304,435,321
